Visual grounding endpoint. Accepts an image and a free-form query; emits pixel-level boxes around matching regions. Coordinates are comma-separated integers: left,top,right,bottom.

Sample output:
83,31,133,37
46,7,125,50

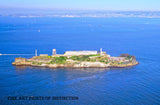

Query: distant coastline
0,10,160,18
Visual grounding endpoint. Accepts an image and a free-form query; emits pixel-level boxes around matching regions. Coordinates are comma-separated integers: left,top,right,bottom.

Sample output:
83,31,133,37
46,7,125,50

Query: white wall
64,51,97,56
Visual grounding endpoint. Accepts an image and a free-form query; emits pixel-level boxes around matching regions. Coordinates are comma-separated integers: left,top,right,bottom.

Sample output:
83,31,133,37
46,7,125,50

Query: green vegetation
32,62,36,64
30,54,135,66
120,54,135,61
120,62,124,64
127,56,132,59
37,62,43,65
88,54,101,57
32,62,43,65
118,62,124,65
98,57,108,64
47,56,52,59
50,56,67,64
70,55,90,61
33,56,52,60
70,55,108,64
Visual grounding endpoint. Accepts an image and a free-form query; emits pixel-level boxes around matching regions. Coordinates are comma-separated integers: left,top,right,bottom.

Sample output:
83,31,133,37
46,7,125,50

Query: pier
0,49,36,56
0,53,33,56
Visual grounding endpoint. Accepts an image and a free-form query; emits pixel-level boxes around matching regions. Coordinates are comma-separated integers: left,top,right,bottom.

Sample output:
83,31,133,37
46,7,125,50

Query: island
12,48,139,68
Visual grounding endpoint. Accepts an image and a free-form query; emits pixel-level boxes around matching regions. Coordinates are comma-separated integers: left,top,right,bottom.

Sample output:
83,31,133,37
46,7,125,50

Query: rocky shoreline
12,53,139,68
12,61,139,68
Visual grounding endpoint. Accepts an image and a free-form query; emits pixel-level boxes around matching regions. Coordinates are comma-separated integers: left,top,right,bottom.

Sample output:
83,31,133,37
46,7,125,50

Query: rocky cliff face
12,54,139,68
73,62,109,68
12,58,138,68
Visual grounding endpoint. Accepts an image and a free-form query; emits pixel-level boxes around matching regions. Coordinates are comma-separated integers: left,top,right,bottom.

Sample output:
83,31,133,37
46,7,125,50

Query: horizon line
1,6,160,12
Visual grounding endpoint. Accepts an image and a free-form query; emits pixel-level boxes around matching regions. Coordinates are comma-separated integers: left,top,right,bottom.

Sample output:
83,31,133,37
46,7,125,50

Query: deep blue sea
0,17,160,105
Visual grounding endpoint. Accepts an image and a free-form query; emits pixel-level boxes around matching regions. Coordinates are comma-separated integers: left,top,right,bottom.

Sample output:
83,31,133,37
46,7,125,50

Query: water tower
52,49,56,55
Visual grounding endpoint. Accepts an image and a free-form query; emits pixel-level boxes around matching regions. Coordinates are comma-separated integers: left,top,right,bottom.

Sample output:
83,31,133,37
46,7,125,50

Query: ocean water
0,17,160,105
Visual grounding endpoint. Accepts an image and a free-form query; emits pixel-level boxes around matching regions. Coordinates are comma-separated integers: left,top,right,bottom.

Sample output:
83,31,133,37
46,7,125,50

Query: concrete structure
35,49,37,56
100,48,102,55
102,51,107,55
64,51,98,56
52,49,56,55
109,57,126,62
40,54,48,56
97,48,106,55
15,58,26,63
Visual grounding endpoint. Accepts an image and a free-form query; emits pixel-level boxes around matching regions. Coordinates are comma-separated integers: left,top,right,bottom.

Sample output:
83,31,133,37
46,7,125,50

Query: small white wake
54,75,101,86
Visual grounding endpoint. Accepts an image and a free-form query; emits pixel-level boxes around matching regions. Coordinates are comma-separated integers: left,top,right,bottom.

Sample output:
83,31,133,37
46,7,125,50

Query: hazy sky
0,0,160,11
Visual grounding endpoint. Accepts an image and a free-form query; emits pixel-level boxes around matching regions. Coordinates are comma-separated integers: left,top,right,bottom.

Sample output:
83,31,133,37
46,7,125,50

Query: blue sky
0,0,160,11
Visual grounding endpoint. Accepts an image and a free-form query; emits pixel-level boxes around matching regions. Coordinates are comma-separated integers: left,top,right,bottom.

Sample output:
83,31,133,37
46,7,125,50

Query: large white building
52,48,106,56
64,51,98,56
